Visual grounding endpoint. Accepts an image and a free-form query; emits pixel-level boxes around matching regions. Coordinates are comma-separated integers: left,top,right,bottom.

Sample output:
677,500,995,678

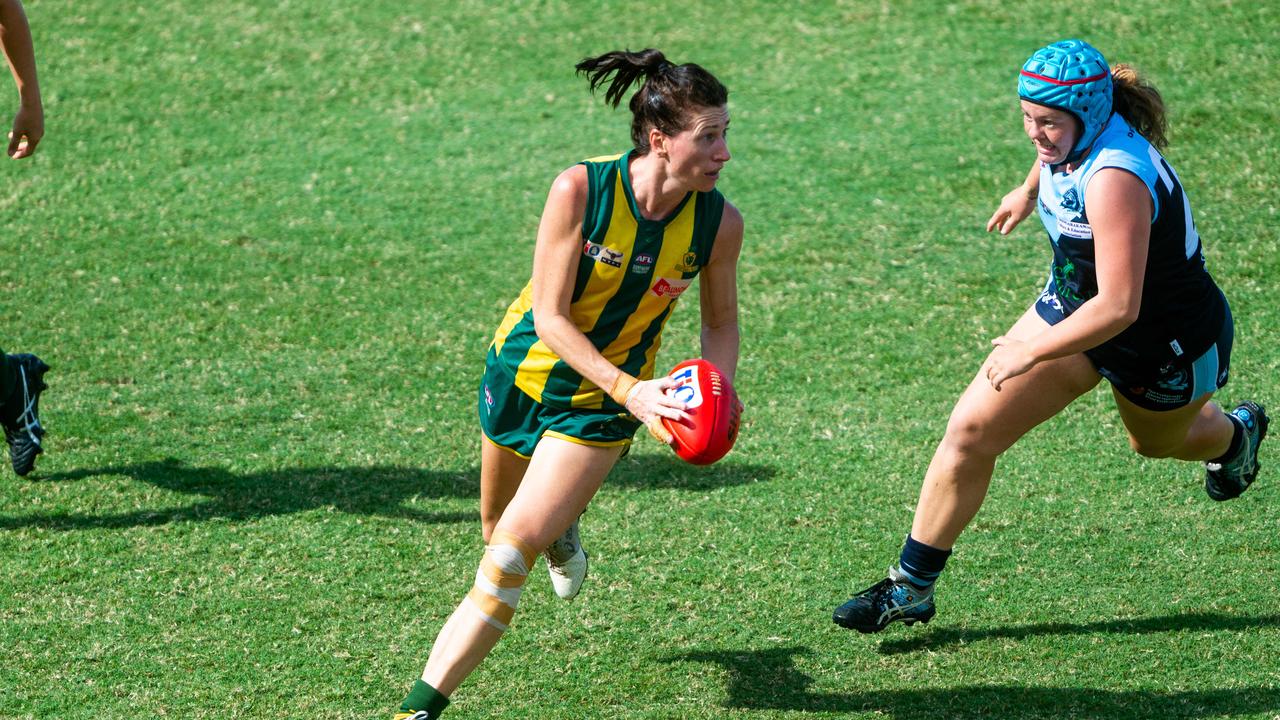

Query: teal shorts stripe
479,354,641,457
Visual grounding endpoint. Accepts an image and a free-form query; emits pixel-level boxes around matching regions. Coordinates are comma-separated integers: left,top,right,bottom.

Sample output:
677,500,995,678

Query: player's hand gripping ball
660,359,741,465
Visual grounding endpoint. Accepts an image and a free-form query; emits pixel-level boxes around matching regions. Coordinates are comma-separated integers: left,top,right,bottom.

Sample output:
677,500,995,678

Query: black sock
897,534,951,588
1210,414,1245,464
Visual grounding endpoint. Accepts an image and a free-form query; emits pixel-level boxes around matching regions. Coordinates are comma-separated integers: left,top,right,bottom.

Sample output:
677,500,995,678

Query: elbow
1093,288,1141,329
701,319,742,340
702,318,738,332
1108,299,1141,329
532,313,560,342
533,311,579,357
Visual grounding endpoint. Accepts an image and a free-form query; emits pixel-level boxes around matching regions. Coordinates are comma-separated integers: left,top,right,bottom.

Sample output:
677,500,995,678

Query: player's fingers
652,404,689,423
7,130,19,158
992,369,1008,391
1000,215,1019,235
646,420,673,445
655,392,687,410
985,210,1002,233
981,358,999,385
21,133,40,157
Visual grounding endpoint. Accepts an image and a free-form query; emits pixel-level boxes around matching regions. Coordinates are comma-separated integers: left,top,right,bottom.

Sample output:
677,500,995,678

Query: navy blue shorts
1035,289,1233,411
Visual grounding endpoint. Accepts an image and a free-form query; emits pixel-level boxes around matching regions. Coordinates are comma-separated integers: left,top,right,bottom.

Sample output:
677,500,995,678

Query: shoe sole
834,610,934,634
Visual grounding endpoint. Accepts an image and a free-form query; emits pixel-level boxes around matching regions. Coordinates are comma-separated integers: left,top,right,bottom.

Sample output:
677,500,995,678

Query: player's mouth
1035,141,1060,159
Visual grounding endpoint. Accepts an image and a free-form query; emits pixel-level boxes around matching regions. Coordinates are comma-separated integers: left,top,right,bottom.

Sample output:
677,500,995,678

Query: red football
660,359,741,465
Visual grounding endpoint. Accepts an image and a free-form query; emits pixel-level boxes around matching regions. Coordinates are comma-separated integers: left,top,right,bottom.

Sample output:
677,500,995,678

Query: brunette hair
575,49,728,154
1111,63,1169,150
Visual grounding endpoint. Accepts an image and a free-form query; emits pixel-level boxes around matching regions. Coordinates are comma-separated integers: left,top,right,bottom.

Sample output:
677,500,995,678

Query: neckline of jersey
620,150,693,227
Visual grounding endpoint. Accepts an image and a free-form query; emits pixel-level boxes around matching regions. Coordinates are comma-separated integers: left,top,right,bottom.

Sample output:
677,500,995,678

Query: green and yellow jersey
488,151,725,411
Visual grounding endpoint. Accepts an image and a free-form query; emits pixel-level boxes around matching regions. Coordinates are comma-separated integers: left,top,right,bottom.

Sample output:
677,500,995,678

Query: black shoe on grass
3,354,49,476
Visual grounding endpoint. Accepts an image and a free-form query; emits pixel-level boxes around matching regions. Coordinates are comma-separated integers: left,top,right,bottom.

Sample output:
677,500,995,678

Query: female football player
833,39,1267,633
392,49,742,719
1,0,50,477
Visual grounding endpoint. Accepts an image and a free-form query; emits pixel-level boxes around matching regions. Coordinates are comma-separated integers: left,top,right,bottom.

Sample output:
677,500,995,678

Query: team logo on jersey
631,253,655,274
651,277,692,298
1055,188,1092,238
583,240,624,268
484,384,495,410
1061,188,1083,214
675,250,699,273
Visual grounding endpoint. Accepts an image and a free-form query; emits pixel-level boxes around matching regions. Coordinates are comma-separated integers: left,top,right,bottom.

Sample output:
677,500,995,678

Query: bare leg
910,307,1101,549
419,437,624,696
1113,390,1234,461
478,436,529,542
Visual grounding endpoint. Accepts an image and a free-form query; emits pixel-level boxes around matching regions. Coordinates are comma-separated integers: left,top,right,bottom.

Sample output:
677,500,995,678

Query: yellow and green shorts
478,360,641,459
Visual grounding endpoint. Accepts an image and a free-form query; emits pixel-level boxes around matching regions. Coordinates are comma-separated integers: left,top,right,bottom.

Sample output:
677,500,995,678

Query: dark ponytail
1111,63,1169,150
575,49,728,154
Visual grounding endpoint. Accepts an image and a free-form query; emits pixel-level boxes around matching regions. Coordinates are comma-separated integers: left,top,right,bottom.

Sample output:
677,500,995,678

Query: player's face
662,105,731,192
1021,101,1078,165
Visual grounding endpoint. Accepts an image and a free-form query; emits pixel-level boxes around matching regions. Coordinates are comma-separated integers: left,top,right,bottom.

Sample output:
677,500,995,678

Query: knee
466,530,537,631
940,411,1009,461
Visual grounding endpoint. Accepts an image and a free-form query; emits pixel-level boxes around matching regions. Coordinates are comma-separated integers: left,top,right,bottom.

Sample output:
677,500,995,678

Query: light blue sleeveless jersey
1034,113,1225,368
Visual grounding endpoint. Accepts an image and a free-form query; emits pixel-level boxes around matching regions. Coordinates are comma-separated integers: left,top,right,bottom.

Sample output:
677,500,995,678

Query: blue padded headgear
1018,39,1113,164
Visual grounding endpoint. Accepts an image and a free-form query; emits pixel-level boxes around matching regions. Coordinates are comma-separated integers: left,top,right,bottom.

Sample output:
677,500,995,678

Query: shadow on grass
3,455,773,531
609,453,775,492
669,645,1280,718
874,611,1280,655
6,459,478,530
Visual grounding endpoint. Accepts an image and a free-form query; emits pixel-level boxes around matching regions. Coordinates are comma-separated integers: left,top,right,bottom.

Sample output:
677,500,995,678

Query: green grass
2,0,1278,718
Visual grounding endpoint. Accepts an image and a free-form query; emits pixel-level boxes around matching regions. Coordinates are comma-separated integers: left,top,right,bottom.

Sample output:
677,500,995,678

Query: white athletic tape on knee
465,530,536,631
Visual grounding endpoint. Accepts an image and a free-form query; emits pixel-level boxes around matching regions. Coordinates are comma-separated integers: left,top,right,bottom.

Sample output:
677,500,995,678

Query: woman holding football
392,49,742,719
833,39,1267,633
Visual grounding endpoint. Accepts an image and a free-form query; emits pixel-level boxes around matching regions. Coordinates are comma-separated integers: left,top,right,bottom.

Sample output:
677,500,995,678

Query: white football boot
545,516,588,600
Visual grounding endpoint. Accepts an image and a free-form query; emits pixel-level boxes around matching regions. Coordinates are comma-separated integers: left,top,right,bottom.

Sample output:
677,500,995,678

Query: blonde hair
1110,63,1168,150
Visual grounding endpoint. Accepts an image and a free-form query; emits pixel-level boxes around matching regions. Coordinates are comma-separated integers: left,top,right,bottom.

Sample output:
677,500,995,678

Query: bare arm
698,201,743,383
986,160,1041,235
0,0,42,158
529,165,686,428
985,168,1151,389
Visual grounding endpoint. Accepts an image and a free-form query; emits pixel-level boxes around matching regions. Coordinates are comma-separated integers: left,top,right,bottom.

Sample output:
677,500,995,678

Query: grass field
3,1,1278,718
